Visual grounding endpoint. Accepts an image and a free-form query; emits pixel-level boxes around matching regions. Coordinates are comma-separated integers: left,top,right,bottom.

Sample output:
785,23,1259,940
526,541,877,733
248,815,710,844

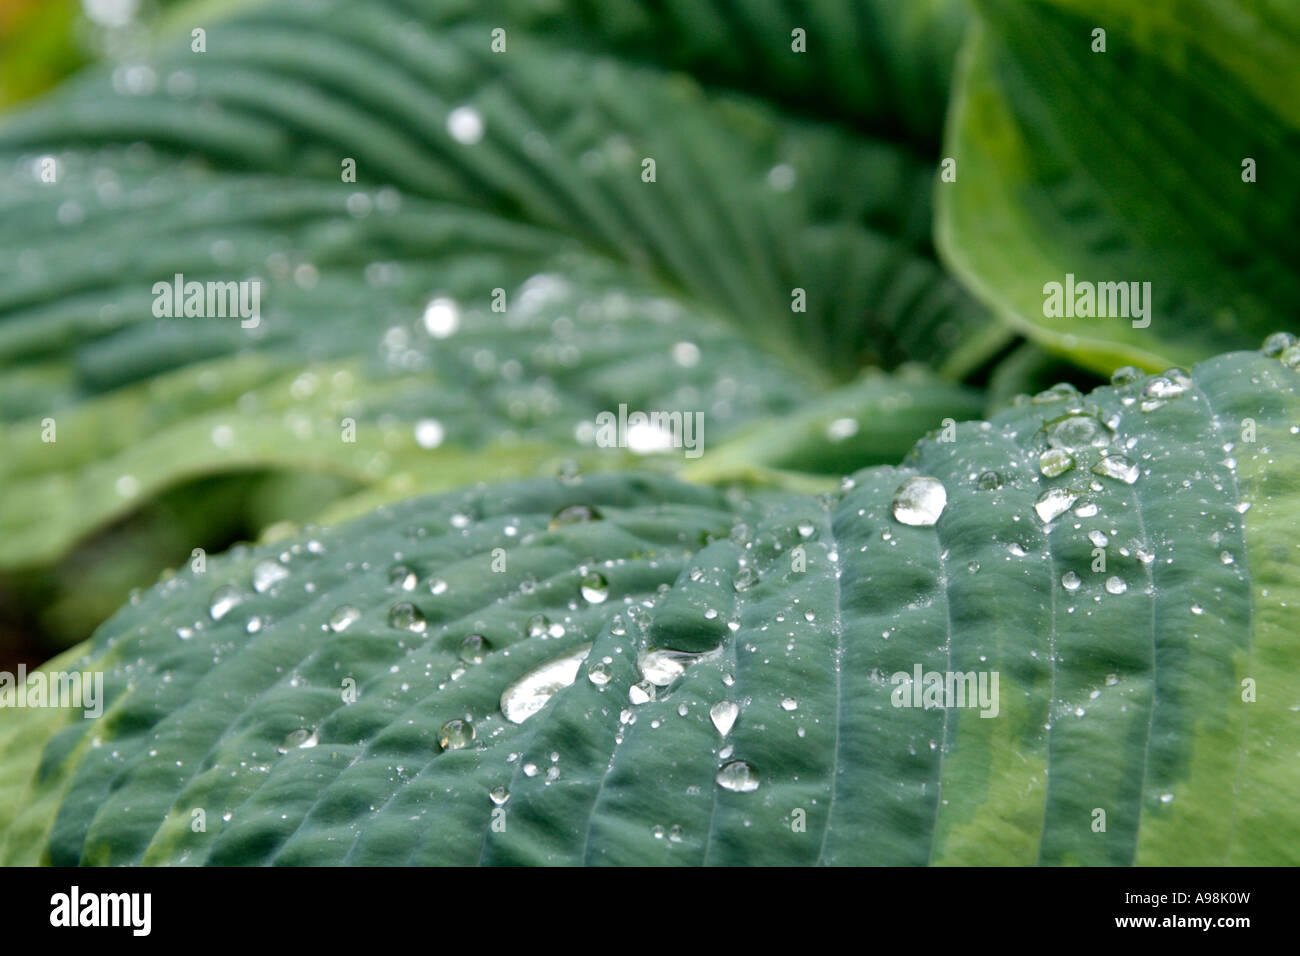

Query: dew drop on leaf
438,719,475,751
710,700,739,736
549,504,602,530
716,760,760,793
387,602,426,633
891,476,946,527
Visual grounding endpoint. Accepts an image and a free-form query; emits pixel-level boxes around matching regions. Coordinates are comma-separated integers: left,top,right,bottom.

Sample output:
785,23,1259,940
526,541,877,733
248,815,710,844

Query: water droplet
1039,448,1075,477
459,633,489,663
278,729,318,753
1262,332,1297,356
1035,488,1078,524
388,564,417,591
780,698,798,711
422,297,460,338
1190,603,1205,616
733,566,757,591
549,504,602,530
1280,345,1300,369
328,605,361,632
1046,414,1111,451
1105,576,1127,595
526,614,550,638
1092,454,1139,484
446,105,484,144
428,577,448,596
797,520,816,539
638,646,720,686
1088,530,1109,548
668,824,684,843
387,602,426,633
710,700,739,736
209,586,245,621
251,559,290,594
892,476,947,527
1143,376,1185,400
1219,551,1235,565
414,419,445,449
1110,366,1142,386
976,470,1002,491
1061,571,1082,592
489,786,510,805
587,660,612,685
580,570,609,604
500,643,592,723
438,718,475,751
629,680,656,705
716,760,760,793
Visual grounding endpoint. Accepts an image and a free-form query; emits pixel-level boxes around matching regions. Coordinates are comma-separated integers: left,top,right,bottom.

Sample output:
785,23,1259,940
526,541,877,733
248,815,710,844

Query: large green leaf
0,0,999,647
2,344,1295,865
938,0,1300,375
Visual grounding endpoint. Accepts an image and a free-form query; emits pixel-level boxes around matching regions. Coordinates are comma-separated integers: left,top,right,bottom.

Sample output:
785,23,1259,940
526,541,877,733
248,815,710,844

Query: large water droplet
892,476,946,527
209,586,245,621
1035,488,1078,524
328,605,360,632
710,700,739,735
638,646,720,686
278,728,318,753
587,660,612,685
1061,571,1082,592
1039,448,1075,477
438,719,475,751
716,760,760,793
1092,454,1140,484
580,570,609,604
1046,414,1111,451
549,504,602,530
1262,332,1297,357
1105,576,1127,595
388,602,426,633
252,559,290,594
500,643,592,723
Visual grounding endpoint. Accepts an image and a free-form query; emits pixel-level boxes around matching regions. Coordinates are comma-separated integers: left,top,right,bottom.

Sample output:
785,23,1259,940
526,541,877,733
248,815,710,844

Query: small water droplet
1110,366,1142,386
1061,571,1082,592
438,718,475,750
1039,448,1075,477
388,564,417,591
489,786,510,805
587,660,612,685
1105,576,1127,595
1190,603,1205,615
278,728,318,753
780,698,798,711
459,633,489,663
976,470,1002,491
1092,454,1140,484
209,586,244,621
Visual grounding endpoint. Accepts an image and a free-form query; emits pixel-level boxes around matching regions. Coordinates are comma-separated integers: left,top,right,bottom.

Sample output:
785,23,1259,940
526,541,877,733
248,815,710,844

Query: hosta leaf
2,344,1295,865
938,0,1300,375
0,0,997,634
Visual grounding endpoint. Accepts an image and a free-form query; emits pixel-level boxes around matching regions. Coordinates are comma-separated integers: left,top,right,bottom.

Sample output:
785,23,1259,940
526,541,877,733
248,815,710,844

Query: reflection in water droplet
716,760,760,793
500,643,592,723
892,476,947,527
387,602,426,633
710,700,739,736
438,719,475,750
580,570,609,604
